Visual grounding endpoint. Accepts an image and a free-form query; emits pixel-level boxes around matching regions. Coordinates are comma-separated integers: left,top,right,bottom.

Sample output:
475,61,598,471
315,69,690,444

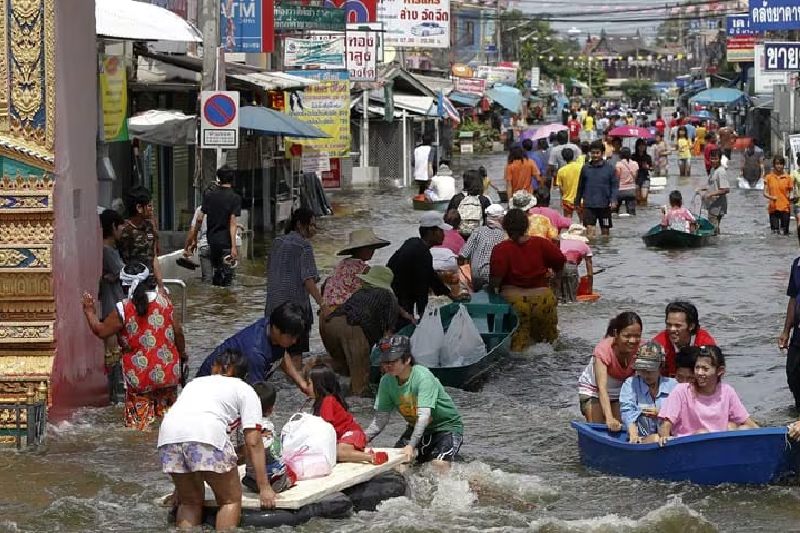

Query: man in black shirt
185,166,242,286
387,212,461,327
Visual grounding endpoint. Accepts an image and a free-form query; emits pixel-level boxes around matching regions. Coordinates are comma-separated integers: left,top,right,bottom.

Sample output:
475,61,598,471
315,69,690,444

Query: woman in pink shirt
657,346,758,444
614,147,639,216
660,190,696,233
437,209,467,255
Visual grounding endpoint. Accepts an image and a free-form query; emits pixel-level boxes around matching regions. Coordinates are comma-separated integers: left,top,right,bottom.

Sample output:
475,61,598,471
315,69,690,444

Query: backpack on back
457,195,483,236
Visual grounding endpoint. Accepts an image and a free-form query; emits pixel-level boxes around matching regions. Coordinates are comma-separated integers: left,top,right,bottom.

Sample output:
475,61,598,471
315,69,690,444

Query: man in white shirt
426,162,456,201
413,132,436,195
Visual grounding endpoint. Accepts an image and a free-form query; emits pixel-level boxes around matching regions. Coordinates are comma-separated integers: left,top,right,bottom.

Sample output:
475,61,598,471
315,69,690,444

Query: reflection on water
3,153,800,532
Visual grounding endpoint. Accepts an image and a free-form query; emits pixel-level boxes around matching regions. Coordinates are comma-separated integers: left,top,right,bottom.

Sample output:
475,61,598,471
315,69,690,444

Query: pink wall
49,0,107,417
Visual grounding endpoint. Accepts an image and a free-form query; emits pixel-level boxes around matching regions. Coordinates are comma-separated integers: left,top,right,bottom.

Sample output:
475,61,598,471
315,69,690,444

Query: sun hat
634,342,666,371
419,211,452,230
561,223,589,243
336,228,391,256
357,265,394,291
485,204,505,217
378,335,411,363
511,190,537,211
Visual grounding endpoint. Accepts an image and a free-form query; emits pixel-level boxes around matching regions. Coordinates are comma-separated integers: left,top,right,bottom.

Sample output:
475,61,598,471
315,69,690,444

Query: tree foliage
620,79,655,102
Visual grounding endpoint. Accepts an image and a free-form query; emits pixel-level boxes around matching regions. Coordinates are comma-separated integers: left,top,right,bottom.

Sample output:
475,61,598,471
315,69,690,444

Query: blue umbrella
485,85,522,113
238,106,330,138
689,88,750,107
690,110,716,120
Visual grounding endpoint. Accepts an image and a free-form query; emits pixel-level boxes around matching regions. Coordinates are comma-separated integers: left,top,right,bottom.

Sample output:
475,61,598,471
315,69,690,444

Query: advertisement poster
453,77,486,95
726,14,760,62
221,0,274,53
284,38,346,68
324,0,376,23
99,55,128,142
475,65,517,86
284,70,350,156
377,0,450,48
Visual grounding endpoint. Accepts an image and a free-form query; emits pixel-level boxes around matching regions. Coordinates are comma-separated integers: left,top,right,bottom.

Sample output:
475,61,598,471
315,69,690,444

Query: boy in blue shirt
620,342,677,443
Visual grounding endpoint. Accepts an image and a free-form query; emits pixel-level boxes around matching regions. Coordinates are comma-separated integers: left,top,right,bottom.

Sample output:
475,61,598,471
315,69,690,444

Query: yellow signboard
284,70,349,156
100,55,128,142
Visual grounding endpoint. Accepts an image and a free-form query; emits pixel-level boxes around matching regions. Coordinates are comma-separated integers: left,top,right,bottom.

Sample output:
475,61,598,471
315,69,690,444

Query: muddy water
2,153,800,533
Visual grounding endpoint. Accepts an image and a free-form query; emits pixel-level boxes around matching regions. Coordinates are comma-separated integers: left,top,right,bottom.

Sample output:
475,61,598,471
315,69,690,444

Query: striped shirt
458,227,506,285
265,231,319,322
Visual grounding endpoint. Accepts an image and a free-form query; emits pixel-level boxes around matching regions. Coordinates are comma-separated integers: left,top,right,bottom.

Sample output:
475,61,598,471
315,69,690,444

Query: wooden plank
192,448,406,511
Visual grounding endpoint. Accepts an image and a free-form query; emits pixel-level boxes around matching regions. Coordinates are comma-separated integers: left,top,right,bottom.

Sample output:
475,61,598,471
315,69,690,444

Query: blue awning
448,90,482,107
485,85,522,113
689,88,751,108
238,106,329,138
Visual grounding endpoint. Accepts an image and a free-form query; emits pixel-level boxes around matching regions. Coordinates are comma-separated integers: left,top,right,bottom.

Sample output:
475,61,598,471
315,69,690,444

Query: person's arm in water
243,427,277,508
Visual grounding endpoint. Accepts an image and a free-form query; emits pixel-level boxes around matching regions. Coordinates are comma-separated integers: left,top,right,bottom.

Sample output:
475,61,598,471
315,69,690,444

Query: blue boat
572,422,799,485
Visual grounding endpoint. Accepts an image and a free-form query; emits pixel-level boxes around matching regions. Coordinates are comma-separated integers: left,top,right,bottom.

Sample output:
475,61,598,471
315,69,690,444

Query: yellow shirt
677,138,692,159
584,116,594,131
556,160,582,204
696,126,707,144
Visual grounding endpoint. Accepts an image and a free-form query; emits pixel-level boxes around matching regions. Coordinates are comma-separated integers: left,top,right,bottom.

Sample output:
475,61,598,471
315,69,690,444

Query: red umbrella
608,126,654,139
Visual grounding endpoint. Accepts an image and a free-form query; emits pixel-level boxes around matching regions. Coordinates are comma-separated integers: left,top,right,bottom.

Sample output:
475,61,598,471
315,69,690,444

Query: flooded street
3,152,800,532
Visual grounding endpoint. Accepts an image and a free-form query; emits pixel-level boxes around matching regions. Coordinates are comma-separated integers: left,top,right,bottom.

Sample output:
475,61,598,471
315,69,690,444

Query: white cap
485,204,505,217
419,211,452,230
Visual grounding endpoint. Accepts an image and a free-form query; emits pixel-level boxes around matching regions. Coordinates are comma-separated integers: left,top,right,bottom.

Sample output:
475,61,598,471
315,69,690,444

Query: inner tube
342,470,408,512
202,492,353,528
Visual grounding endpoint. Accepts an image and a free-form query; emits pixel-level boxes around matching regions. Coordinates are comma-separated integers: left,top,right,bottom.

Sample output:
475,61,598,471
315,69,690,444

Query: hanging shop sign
763,42,800,71
453,77,486,95
284,37,346,68
99,55,128,142
726,13,761,62
749,0,800,32
275,5,346,31
220,0,274,52
754,44,790,94
324,0,376,23
284,70,350,156
377,0,450,48
345,30,378,81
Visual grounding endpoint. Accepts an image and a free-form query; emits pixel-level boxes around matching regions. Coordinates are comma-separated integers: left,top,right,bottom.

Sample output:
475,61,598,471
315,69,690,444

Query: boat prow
642,217,717,248
572,422,799,485
412,197,450,212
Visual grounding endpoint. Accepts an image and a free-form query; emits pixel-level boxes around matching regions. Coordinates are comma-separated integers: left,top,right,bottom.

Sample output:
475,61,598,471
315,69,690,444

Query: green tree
620,79,655,102
575,61,607,97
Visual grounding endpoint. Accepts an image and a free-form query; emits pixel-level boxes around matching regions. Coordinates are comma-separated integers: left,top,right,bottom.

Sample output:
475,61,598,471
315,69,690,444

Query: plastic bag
280,413,337,480
441,304,486,367
410,306,445,368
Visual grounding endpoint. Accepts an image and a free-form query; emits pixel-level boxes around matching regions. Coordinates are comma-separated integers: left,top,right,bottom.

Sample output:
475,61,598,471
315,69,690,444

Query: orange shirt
505,159,540,193
765,172,793,213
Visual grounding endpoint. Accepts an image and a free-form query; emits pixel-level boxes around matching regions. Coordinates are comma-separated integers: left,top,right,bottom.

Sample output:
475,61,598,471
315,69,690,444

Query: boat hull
737,177,764,190
572,422,799,485
370,295,518,390
642,217,716,248
412,198,449,212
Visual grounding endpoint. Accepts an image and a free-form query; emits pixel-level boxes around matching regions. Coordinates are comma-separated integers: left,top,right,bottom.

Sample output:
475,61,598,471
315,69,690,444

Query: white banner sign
284,37,346,69
530,67,541,90
347,22,384,63
346,30,378,81
754,44,790,94
790,134,800,172
475,65,518,86
377,0,450,48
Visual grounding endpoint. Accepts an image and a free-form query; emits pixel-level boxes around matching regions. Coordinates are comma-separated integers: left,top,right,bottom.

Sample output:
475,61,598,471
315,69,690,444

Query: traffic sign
200,91,239,149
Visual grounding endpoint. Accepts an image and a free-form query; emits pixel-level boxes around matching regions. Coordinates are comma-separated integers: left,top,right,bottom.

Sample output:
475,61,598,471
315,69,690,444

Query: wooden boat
412,197,449,212
370,292,518,391
642,217,717,249
572,422,800,485
160,448,407,528
737,176,764,190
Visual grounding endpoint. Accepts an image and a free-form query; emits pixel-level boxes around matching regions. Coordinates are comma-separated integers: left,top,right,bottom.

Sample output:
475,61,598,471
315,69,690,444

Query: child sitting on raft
657,346,758,444
308,363,388,465
661,190,696,233
620,342,677,444
240,382,295,494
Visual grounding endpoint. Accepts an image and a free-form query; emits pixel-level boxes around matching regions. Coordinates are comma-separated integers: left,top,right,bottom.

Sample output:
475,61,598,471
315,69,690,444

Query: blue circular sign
204,94,236,127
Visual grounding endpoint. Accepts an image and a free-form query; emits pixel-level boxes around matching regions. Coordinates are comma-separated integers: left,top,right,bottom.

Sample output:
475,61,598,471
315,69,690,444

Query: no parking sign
200,91,239,149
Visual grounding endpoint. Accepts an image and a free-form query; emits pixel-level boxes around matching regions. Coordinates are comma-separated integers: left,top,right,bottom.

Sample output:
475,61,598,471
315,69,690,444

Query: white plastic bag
280,413,337,480
410,306,445,368
441,304,487,367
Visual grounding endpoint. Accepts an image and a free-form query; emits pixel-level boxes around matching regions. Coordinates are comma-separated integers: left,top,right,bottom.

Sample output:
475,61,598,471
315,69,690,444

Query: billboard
726,13,760,62
221,0,274,52
377,0,450,48
749,0,800,32
285,70,350,156
284,38,346,69
324,0,376,23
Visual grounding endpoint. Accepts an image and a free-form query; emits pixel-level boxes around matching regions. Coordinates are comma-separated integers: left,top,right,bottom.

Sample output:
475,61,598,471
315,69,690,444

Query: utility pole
200,0,219,192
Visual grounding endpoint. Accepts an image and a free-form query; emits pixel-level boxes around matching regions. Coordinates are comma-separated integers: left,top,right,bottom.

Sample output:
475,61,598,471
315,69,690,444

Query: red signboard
321,158,341,189
324,0,376,23
454,77,486,95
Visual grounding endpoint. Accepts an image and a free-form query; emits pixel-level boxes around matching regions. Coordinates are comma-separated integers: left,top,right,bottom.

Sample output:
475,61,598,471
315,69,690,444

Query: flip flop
176,257,199,270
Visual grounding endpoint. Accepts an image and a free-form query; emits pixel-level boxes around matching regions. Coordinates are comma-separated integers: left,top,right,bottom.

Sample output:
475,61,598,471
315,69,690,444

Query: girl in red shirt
308,364,388,465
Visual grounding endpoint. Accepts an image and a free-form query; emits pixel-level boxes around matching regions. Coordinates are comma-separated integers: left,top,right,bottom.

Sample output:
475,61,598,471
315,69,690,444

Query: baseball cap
634,342,666,371
377,335,411,363
485,204,505,217
419,211,452,230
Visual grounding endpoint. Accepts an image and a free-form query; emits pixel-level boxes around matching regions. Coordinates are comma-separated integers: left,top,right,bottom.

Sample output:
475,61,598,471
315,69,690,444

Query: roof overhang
96,0,203,42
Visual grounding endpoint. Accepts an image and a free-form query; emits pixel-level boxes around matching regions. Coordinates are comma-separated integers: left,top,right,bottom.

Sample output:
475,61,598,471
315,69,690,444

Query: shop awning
228,72,319,91
239,106,329,138
96,0,202,42
128,110,197,145
448,91,482,107
689,88,751,107
485,85,522,113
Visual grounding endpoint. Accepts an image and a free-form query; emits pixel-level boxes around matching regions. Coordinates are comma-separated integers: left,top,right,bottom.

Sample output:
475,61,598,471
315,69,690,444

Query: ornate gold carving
0,300,55,320
43,0,53,152
0,322,54,343
0,0,9,133
8,0,44,146
0,272,52,299
0,219,52,243
0,171,53,191
0,192,51,212
0,244,50,270
0,355,53,376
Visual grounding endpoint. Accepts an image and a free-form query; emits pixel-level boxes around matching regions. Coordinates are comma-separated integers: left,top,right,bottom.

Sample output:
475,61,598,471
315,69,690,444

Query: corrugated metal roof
228,72,318,91
96,0,203,42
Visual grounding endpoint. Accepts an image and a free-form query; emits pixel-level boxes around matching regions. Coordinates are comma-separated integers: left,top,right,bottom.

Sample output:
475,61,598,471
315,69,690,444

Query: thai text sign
324,0,377,23
475,65,517,86
347,22,384,62
285,71,350,156
100,55,128,142
221,0,275,52
285,38,346,68
754,44,790,94
454,77,486,95
275,6,346,31
377,0,450,48
346,30,378,81
749,0,800,31
727,14,760,62
764,42,800,71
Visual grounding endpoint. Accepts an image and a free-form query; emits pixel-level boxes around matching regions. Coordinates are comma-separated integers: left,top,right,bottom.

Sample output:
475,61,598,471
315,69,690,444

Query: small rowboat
572,422,800,485
737,176,764,190
370,292,518,390
412,197,449,212
642,217,716,249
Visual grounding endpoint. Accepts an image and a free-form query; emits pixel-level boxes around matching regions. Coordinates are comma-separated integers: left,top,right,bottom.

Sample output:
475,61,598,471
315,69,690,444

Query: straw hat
337,228,390,256
357,266,394,291
561,223,589,243
511,190,537,211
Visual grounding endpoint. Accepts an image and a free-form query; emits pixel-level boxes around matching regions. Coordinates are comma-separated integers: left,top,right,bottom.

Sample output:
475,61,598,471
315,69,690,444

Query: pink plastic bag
282,445,332,480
